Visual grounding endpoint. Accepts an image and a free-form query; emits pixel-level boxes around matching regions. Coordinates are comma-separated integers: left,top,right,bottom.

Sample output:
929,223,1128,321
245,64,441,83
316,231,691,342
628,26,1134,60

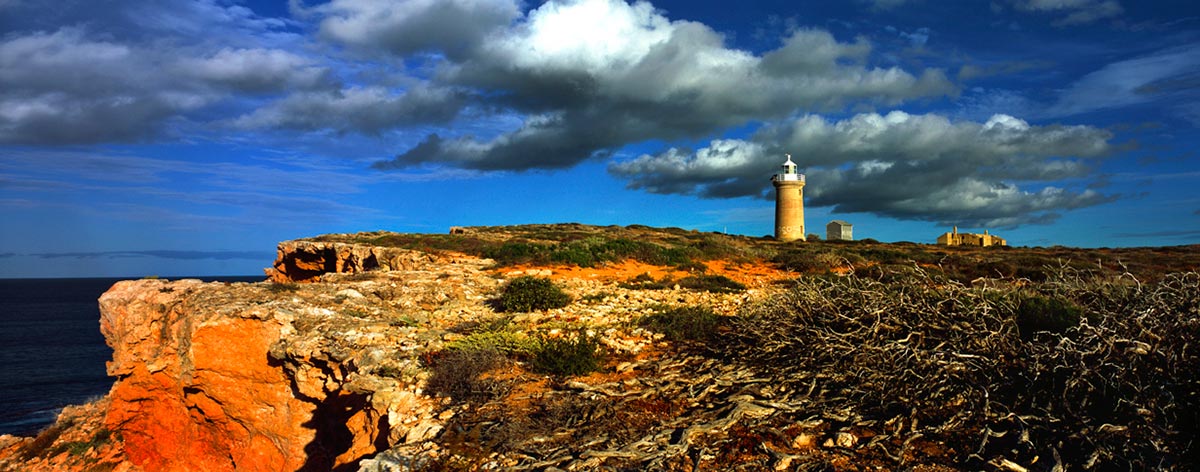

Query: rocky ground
2,226,1195,471
0,241,836,471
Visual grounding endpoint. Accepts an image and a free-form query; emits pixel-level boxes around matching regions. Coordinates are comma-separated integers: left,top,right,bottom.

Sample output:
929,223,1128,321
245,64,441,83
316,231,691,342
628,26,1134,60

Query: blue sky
1,0,1198,277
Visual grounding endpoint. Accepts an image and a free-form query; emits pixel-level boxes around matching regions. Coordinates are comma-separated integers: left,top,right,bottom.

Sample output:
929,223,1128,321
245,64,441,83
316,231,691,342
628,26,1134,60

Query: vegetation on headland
380,224,1199,469
18,224,1192,470
308,223,1200,283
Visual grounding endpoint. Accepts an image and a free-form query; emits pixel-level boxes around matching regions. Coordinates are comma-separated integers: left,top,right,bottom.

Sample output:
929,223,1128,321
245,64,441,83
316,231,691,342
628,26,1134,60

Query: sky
1,0,1199,278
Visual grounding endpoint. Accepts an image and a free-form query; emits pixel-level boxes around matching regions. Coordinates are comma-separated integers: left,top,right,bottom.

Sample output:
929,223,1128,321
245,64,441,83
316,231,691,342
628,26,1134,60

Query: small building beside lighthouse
772,154,806,242
826,220,853,241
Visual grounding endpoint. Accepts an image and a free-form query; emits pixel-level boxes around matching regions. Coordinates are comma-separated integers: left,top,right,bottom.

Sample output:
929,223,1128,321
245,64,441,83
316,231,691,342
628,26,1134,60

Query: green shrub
619,273,672,290
639,305,722,342
448,330,535,357
672,260,709,273
530,329,603,376
495,276,572,312
47,427,112,458
678,274,746,293
1015,293,1084,339
550,243,602,267
483,241,551,265
581,291,615,303
652,247,697,266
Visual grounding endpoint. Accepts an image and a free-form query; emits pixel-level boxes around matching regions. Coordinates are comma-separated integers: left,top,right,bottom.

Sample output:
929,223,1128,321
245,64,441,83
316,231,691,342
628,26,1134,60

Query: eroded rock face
77,247,501,472
94,277,444,471
266,240,445,283
100,279,321,471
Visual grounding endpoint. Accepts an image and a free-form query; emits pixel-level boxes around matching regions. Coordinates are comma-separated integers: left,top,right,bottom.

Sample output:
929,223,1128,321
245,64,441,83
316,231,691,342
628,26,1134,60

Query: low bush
773,250,839,273
581,291,615,303
638,305,722,342
619,273,671,290
448,330,535,357
530,329,603,376
424,348,510,403
494,276,572,312
1014,293,1084,339
677,274,745,293
483,241,551,265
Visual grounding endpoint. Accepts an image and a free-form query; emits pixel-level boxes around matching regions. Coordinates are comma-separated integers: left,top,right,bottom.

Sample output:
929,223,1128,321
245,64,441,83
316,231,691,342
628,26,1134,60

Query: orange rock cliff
1,241,485,471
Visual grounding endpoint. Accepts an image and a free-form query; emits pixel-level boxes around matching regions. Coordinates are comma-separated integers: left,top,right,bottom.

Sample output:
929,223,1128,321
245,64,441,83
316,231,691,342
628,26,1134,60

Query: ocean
0,276,262,436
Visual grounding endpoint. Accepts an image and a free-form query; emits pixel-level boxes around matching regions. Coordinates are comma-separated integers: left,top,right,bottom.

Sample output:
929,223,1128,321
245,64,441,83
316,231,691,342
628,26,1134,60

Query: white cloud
492,0,678,75
376,0,954,170
1047,43,1200,118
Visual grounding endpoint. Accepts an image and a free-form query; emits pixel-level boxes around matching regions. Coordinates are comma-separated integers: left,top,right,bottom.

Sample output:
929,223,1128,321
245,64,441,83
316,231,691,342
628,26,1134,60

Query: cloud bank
0,0,1139,229
367,0,954,170
610,112,1115,227
0,25,329,144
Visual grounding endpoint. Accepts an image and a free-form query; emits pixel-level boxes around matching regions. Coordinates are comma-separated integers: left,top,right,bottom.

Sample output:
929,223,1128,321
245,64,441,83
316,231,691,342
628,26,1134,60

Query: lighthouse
772,154,805,242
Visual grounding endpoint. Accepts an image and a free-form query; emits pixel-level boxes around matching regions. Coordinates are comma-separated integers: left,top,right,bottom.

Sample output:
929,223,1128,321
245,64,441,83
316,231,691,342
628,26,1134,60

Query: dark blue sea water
0,276,262,436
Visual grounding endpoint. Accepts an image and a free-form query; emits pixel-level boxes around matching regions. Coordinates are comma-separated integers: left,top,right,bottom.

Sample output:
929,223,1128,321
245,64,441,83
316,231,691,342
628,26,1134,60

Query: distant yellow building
937,227,1007,247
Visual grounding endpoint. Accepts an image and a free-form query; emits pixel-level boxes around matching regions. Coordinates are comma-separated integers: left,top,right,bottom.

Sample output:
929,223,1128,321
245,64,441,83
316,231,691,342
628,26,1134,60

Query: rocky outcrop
266,239,449,283
0,230,799,471
92,247,499,472
99,279,321,471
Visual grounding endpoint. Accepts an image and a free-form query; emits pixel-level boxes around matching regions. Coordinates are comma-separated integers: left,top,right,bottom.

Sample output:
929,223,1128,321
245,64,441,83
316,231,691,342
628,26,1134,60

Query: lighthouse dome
781,154,797,174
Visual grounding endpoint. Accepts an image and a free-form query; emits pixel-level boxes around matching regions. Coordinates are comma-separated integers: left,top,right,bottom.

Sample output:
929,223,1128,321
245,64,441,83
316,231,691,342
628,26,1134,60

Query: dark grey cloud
0,6,329,145
371,1,954,171
610,111,1116,227
30,250,271,260
232,85,466,133
309,0,521,59
174,48,333,93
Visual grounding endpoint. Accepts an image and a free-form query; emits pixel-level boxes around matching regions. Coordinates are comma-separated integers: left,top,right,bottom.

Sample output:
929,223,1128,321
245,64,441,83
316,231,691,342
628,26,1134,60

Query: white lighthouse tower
772,154,806,242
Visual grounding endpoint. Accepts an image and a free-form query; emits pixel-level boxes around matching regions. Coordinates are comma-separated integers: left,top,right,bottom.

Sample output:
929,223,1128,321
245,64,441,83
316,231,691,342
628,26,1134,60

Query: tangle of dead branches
721,267,1200,470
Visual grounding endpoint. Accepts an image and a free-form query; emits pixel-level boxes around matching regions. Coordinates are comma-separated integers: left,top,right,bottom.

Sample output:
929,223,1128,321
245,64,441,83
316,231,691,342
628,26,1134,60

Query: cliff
265,239,458,283
2,242,505,471
3,226,1197,471
0,229,799,471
